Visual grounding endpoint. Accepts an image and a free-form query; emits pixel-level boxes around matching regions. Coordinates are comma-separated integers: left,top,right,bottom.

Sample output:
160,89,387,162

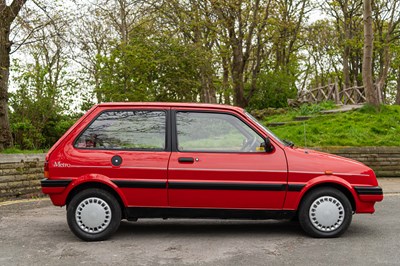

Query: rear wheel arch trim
66,178,128,208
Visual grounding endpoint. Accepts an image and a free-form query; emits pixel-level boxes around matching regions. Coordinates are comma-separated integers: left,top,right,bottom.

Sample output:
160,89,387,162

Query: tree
373,0,400,102
0,0,27,150
362,0,379,105
323,0,363,88
9,3,79,149
96,25,202,102
158,0,218,103
396,67,400,104
211,0,273,107
303,20,342,88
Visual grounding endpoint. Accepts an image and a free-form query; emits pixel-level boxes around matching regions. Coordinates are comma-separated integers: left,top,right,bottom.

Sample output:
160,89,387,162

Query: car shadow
113,219,305,238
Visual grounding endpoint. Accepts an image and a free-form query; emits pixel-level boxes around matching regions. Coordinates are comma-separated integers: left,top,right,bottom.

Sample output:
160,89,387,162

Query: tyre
67,188,122,241
298,187,352,238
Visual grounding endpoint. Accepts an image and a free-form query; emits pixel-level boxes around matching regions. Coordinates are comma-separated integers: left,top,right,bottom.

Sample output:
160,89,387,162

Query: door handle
178,157,194,163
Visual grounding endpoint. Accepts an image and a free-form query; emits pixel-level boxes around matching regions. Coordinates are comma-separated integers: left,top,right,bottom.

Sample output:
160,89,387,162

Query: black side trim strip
169,182,286,191
112,180,166,188
354,186,383,195
287,184,305,192
126,207,296,220
41,178,71,187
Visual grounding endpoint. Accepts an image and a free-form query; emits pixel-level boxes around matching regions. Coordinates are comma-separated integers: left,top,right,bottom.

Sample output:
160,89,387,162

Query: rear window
75,110,166,151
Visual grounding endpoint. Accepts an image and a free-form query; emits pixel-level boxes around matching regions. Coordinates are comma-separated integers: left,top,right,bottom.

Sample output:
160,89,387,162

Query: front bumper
354,186,383,195
353,186,383,213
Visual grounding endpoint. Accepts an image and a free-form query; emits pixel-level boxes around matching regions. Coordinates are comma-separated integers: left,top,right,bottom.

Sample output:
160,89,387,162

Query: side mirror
262,137,274,153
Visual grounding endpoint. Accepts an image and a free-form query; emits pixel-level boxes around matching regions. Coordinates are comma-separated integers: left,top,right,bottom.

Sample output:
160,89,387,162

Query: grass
263,104,400,147
0,148,47,154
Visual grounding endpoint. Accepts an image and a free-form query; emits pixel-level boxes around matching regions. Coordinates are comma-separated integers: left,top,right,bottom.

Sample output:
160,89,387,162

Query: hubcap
75,197,112,234
309,196,345,232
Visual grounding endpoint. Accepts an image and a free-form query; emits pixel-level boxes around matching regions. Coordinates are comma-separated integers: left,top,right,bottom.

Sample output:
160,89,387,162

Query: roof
96,102,244,113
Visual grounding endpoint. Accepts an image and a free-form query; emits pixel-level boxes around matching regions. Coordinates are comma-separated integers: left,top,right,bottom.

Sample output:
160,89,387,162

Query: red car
41,102,383,241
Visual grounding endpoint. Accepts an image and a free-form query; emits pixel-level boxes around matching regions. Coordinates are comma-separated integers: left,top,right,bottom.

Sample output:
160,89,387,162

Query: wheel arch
299,182,356,212
66,182,126,218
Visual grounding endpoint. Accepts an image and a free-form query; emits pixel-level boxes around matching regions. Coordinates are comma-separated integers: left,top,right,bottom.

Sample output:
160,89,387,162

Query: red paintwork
42,102,383,214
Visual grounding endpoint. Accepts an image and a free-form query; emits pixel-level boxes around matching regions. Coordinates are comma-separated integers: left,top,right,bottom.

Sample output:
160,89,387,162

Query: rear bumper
41,178,71,205
41,178,71,188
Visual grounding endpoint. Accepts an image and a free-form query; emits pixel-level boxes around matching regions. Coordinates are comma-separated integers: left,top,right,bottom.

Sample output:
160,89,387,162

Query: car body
41,102,383,241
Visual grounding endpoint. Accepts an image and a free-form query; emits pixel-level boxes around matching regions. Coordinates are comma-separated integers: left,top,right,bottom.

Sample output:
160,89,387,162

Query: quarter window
75,110,166,150
176,112,264,152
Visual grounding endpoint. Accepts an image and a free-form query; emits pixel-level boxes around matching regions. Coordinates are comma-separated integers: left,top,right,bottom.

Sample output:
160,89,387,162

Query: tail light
44,161,49,178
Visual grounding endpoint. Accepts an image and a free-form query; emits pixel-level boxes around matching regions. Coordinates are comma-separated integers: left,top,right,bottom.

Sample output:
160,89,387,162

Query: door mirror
261,137,274,153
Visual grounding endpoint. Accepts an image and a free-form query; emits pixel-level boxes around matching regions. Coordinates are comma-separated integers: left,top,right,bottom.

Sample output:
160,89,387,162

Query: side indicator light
325,170,333,175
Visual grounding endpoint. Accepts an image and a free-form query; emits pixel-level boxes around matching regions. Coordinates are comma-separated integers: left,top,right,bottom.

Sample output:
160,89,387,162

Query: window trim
73,109,171,152
172,110,267,153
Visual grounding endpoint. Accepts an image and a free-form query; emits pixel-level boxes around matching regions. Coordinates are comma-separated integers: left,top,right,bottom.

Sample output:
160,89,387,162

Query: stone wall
0,154,46,201
315,147,400,178
0,147,399,201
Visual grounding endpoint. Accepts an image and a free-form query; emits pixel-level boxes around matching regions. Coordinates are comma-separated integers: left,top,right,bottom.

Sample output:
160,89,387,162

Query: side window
176,112,264,152
75,110,166,150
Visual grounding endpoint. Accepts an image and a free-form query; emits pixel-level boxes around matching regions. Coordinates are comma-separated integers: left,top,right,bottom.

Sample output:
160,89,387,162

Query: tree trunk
199,64,216,104
221,55,230,105
231,69,245,107
395,68,400,105
231,42,246,108
0,19,13,150
231,57,246,107
0,0,27,150
362,0,379,106
343,24,351,89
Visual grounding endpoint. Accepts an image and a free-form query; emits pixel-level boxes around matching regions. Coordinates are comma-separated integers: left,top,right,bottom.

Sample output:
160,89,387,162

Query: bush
247,70,297,109
11,120,45,150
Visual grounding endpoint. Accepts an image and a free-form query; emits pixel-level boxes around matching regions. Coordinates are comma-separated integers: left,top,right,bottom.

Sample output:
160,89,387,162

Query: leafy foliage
2,0,400,151
247,69,298,110
96,29,203,102
9,56,78,149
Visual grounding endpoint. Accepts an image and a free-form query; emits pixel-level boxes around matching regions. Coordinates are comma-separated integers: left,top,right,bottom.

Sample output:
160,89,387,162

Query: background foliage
2,0,400,150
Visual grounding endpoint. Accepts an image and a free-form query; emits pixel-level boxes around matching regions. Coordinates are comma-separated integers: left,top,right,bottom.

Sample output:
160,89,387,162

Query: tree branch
7,0,27,23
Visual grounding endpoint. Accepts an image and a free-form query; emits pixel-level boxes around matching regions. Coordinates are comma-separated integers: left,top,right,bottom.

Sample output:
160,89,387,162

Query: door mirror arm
262,137,274,153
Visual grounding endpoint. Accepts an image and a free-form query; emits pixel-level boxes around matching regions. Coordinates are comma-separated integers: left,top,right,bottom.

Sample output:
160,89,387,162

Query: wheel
298,187,352,238
67,189,121,241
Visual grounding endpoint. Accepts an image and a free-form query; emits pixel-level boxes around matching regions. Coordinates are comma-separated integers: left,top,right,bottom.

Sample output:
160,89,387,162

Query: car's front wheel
67,188,121,241
298,187,352,238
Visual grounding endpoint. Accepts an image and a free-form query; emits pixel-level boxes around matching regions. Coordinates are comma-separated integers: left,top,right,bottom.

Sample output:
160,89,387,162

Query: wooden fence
297,78,367,105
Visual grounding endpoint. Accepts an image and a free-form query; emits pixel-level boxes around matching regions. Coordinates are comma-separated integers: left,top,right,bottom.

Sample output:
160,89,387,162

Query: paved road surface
0,194,398,266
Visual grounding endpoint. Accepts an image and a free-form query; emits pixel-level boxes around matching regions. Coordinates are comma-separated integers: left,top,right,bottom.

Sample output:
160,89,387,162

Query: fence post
334,77,340,104
317,83,322,102
327,78,331,101
353,78,358,103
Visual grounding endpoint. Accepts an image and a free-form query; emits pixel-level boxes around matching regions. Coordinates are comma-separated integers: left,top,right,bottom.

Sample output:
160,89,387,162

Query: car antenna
304,121,308,154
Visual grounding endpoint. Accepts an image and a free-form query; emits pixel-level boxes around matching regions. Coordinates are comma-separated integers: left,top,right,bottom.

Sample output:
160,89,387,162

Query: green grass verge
1,148,47,154
263,104,400,147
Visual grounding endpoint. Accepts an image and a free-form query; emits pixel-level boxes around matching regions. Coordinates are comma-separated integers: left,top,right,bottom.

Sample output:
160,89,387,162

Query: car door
168,109,288,210
70,107,170,207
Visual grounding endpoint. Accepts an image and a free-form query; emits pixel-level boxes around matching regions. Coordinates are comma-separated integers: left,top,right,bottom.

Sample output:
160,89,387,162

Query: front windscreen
244,111,286,146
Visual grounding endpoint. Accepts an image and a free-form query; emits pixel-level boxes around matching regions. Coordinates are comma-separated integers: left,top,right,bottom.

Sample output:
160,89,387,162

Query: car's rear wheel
299,187,352,238
67,188,121,241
